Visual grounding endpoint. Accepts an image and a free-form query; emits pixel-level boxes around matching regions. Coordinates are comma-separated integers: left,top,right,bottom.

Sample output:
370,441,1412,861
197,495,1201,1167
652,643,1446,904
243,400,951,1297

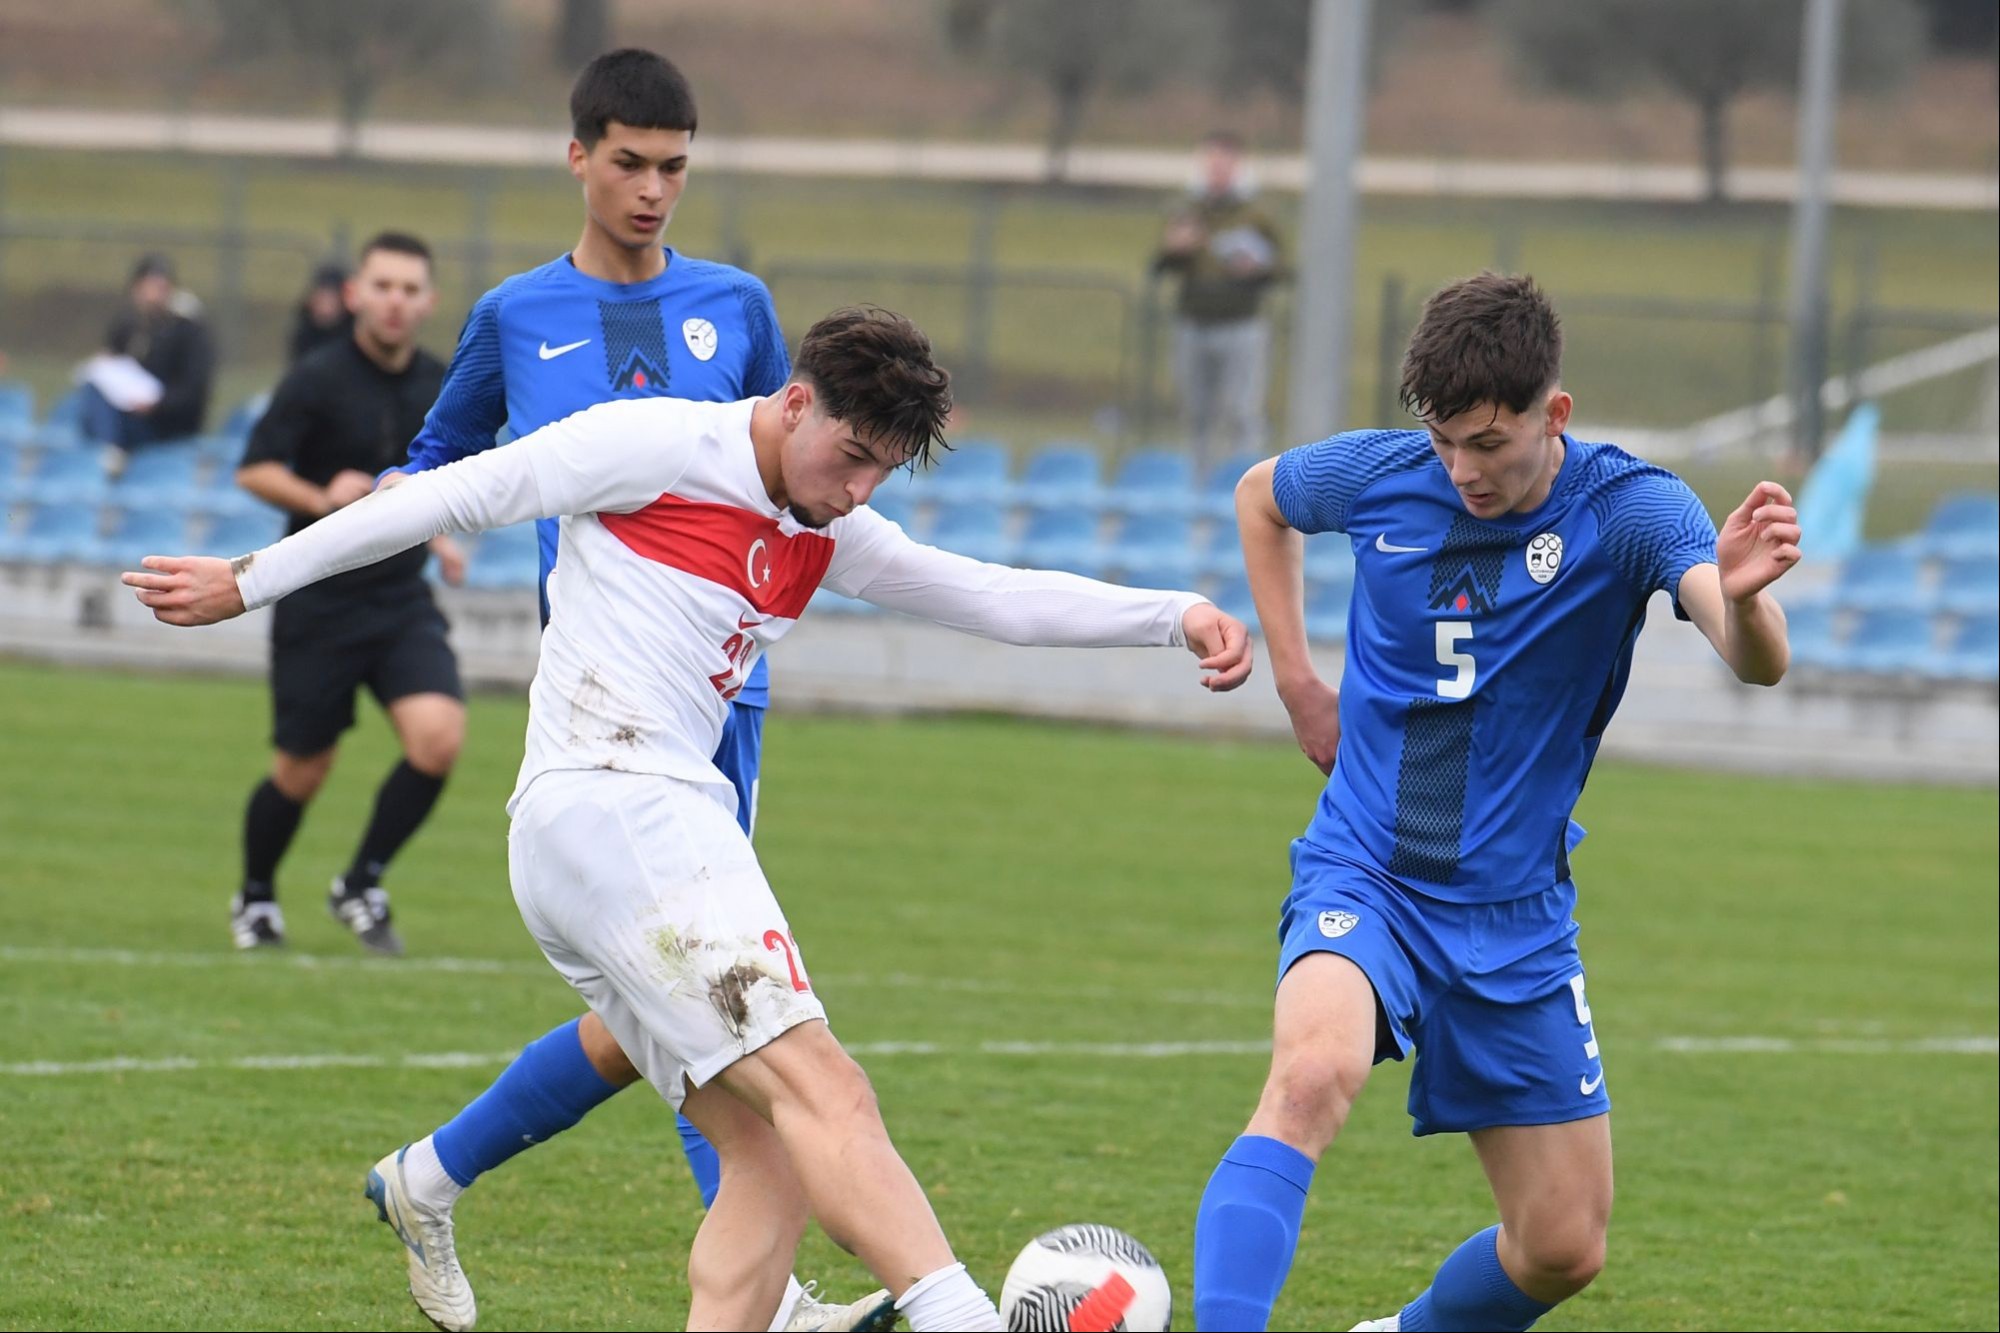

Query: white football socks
766,1275,805,1332
896,1262,1002,1332
401,1135,464,1212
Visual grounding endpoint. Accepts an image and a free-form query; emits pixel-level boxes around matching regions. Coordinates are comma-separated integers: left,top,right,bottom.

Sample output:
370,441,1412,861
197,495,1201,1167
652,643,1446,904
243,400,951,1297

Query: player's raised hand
1182,602,1254,692
121,554,248,626
1717,480,1803,603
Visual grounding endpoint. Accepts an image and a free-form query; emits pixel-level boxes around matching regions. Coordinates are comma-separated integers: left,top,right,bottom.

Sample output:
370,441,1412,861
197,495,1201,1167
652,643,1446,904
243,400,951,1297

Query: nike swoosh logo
538,338,590,360
1375,534,1428,554
1579,1071,1605,1095
387,1191,426,1263
738,611,764,630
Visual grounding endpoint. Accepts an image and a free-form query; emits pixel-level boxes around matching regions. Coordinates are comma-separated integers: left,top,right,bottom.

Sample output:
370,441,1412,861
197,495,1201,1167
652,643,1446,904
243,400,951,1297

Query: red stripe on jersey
599,494,835,618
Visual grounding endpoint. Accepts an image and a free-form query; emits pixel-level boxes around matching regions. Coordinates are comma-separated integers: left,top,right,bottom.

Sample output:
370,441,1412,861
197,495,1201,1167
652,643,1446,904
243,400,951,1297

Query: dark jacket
1152,192,1286,325
106,306,215,439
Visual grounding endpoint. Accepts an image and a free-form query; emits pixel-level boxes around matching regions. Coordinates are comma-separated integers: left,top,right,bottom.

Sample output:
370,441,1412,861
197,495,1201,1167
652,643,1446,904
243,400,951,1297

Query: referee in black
230,231,467,955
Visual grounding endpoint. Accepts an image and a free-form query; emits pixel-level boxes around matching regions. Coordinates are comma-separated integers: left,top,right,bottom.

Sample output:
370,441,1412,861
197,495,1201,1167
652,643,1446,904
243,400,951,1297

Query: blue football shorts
1277,837,1611,1136
711,699,765,839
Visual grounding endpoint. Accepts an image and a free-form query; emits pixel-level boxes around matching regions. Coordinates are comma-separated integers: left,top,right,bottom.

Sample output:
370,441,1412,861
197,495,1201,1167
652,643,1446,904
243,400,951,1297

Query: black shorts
270,589,463,756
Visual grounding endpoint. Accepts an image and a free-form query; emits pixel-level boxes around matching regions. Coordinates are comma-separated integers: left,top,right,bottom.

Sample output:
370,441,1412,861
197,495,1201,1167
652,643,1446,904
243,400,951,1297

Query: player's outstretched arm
1678,480,1800,686
123,554,248,626
1236,458,1340,774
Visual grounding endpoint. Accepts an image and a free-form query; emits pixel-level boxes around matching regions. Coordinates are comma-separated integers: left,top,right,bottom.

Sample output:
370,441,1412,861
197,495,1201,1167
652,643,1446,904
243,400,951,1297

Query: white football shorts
507,767,827,1108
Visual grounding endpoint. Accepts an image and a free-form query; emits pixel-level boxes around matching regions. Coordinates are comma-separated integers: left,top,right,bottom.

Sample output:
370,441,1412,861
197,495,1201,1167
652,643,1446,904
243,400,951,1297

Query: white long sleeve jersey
234,396,1206,812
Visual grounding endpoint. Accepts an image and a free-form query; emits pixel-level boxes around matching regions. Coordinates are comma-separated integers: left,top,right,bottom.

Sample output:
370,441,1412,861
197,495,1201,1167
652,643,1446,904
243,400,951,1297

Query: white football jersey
236,395,1205,814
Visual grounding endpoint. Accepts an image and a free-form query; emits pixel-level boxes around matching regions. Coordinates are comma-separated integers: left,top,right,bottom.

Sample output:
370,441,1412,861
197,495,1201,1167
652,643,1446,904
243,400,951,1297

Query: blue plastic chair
113,445,204,509
1211,574,1260,634
1304,536,1356,587
100,507,196,570
1014,443,1102,510
1106,449,1195,517
26,449,110,506
221,392,273,444
808,587,878,617
1922,492,2000,560
865,487,920,535
1835,608,1935,675
915,439,1010,506
930,502,1014,565
1305,578,1352,642
1933,555,1999,617
1018,505,1106,576
1835,547,1927,612
0,443,25,503
1110,555,1200,591
1938,612,1999,683
200,509,286,557
1197,453,1261,520
464,523,543,590
1785,602,1842,671
0,501,105,564
1111,513,1200,583
0,381,33,428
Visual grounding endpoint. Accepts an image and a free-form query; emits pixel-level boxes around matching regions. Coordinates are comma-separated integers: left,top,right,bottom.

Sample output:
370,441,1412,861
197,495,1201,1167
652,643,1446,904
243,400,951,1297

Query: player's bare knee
271,749,333,801
1253,1050,1365,1154
1514,1222,1607,1292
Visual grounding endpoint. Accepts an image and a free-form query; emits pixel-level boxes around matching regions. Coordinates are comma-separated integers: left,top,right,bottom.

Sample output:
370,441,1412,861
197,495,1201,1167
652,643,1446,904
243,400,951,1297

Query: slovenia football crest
1318,910,1359,939
682,317,719,362
1525,532,1564,585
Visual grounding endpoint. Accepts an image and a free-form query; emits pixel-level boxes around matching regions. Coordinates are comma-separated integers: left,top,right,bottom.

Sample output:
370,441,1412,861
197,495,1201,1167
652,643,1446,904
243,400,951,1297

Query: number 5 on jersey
1435,621,1475,700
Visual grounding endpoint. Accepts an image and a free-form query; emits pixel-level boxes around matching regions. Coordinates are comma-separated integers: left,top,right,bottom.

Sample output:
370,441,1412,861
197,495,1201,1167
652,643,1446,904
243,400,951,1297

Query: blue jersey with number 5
1273,430,1717,903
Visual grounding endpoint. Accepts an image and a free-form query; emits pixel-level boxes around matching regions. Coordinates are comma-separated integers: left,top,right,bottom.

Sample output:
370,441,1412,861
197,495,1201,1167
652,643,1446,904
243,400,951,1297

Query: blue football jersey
1273,431,1718,903
405,249,790,705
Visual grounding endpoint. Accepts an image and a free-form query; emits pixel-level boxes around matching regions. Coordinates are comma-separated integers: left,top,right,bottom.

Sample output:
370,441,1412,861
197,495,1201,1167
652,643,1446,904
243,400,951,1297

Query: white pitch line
4,1034,1993,1077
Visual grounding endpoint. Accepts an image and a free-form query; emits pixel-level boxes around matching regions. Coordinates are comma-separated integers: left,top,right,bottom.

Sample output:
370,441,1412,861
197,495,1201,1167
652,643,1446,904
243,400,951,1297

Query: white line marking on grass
5,1035,1993,1077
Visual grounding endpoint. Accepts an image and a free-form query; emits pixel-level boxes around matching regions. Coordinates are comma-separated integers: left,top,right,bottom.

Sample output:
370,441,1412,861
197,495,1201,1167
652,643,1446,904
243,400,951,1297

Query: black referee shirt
241,336,446,603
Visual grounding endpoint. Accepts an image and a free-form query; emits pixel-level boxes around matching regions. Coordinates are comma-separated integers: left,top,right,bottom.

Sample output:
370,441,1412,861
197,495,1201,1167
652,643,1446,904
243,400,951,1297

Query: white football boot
365,1144,476,1331
1350,1316,1401,1332
781,1281,899,1332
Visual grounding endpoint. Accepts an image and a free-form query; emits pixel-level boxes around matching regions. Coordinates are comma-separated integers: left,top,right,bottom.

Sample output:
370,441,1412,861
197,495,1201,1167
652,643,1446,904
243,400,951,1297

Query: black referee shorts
269,591,463,757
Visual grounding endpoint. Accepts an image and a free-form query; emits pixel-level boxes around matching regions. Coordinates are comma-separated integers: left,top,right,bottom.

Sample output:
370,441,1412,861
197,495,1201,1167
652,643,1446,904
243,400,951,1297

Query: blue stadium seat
915,438,1009,506
1017,505,1106,576
1197,452,1261,519
192,467,280,518
99,508,197,570
1304,535,1356,587
1785,602,1842,671
1920,492,2000,560
1305,577,1352,642
464,522,542,590
1937,612,1999,684
193,432,248,465
1835,546,1926,612
221,392,273,444
1105,448,1195,517
200,509,286,557
113,445,203,509
1110,512,1200,584
26,449,109,506
930,502,1014,565
1933,555,2000,617
808,587,877,617
1212,574,1260,634
0,443,25,503
865,486,921,535
0,501,105,565
1014,443,1102,509
1111,557,1200,592
1833,608,1935,675
0,381,33,428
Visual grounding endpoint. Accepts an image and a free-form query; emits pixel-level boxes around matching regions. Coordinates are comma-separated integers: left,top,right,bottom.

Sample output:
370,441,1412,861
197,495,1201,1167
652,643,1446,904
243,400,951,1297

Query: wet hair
791,306,953,470
1399,272,1563,426
570,48,698,148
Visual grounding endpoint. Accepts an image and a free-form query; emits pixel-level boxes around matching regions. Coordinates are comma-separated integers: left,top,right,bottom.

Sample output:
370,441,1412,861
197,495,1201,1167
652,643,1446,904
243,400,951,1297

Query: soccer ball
999,1223,1172,1332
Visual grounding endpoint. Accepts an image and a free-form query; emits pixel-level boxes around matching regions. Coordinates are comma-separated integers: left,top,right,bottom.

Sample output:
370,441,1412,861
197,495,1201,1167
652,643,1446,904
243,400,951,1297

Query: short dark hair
1201,129,1244,152
357,231,433,270
792,306,953,470
570,48,698,148
1399,272,1563,425
129,252,175,286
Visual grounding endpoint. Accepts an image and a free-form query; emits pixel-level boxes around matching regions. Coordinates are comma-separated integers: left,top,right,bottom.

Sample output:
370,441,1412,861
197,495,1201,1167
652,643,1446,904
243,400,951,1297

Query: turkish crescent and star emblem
746,538,771,589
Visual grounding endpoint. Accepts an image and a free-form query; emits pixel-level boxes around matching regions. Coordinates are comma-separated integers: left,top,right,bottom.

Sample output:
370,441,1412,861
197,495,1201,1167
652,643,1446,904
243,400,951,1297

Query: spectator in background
80,253,215,459
1153,131,1285,468
289,260,354,364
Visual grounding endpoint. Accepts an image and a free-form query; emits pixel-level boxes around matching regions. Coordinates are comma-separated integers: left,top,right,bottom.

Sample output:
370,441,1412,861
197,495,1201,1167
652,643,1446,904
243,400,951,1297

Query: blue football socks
1399,1226,1557,1332
430,1018,622,1187
1193,1135,1317,1331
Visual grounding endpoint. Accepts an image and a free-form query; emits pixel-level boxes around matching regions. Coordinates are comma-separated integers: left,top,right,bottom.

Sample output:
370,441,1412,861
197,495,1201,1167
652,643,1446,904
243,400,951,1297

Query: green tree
1495,0,1927,202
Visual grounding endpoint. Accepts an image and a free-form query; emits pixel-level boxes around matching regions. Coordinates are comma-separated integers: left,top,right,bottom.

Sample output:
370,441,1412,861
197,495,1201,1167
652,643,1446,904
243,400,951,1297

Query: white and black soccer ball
1000,1223,1171,1332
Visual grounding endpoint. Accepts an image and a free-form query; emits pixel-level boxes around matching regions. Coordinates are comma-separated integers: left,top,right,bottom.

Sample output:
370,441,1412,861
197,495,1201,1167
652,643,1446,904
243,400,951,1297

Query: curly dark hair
1399,272,1563,426
792,306,953,470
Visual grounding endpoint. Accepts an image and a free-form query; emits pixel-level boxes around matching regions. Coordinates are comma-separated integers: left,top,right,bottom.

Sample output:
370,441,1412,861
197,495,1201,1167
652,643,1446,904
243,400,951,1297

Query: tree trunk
1699,92,1729,204
1044,68,1090,183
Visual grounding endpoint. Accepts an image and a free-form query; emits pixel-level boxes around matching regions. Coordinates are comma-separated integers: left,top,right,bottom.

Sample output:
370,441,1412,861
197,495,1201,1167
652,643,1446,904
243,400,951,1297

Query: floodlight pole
1286,0,1373,446
1787,0,1844,460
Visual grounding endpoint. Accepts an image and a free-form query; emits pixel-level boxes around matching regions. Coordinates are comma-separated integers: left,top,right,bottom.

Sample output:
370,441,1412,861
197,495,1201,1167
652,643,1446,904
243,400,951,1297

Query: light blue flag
1797,401,1879,565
